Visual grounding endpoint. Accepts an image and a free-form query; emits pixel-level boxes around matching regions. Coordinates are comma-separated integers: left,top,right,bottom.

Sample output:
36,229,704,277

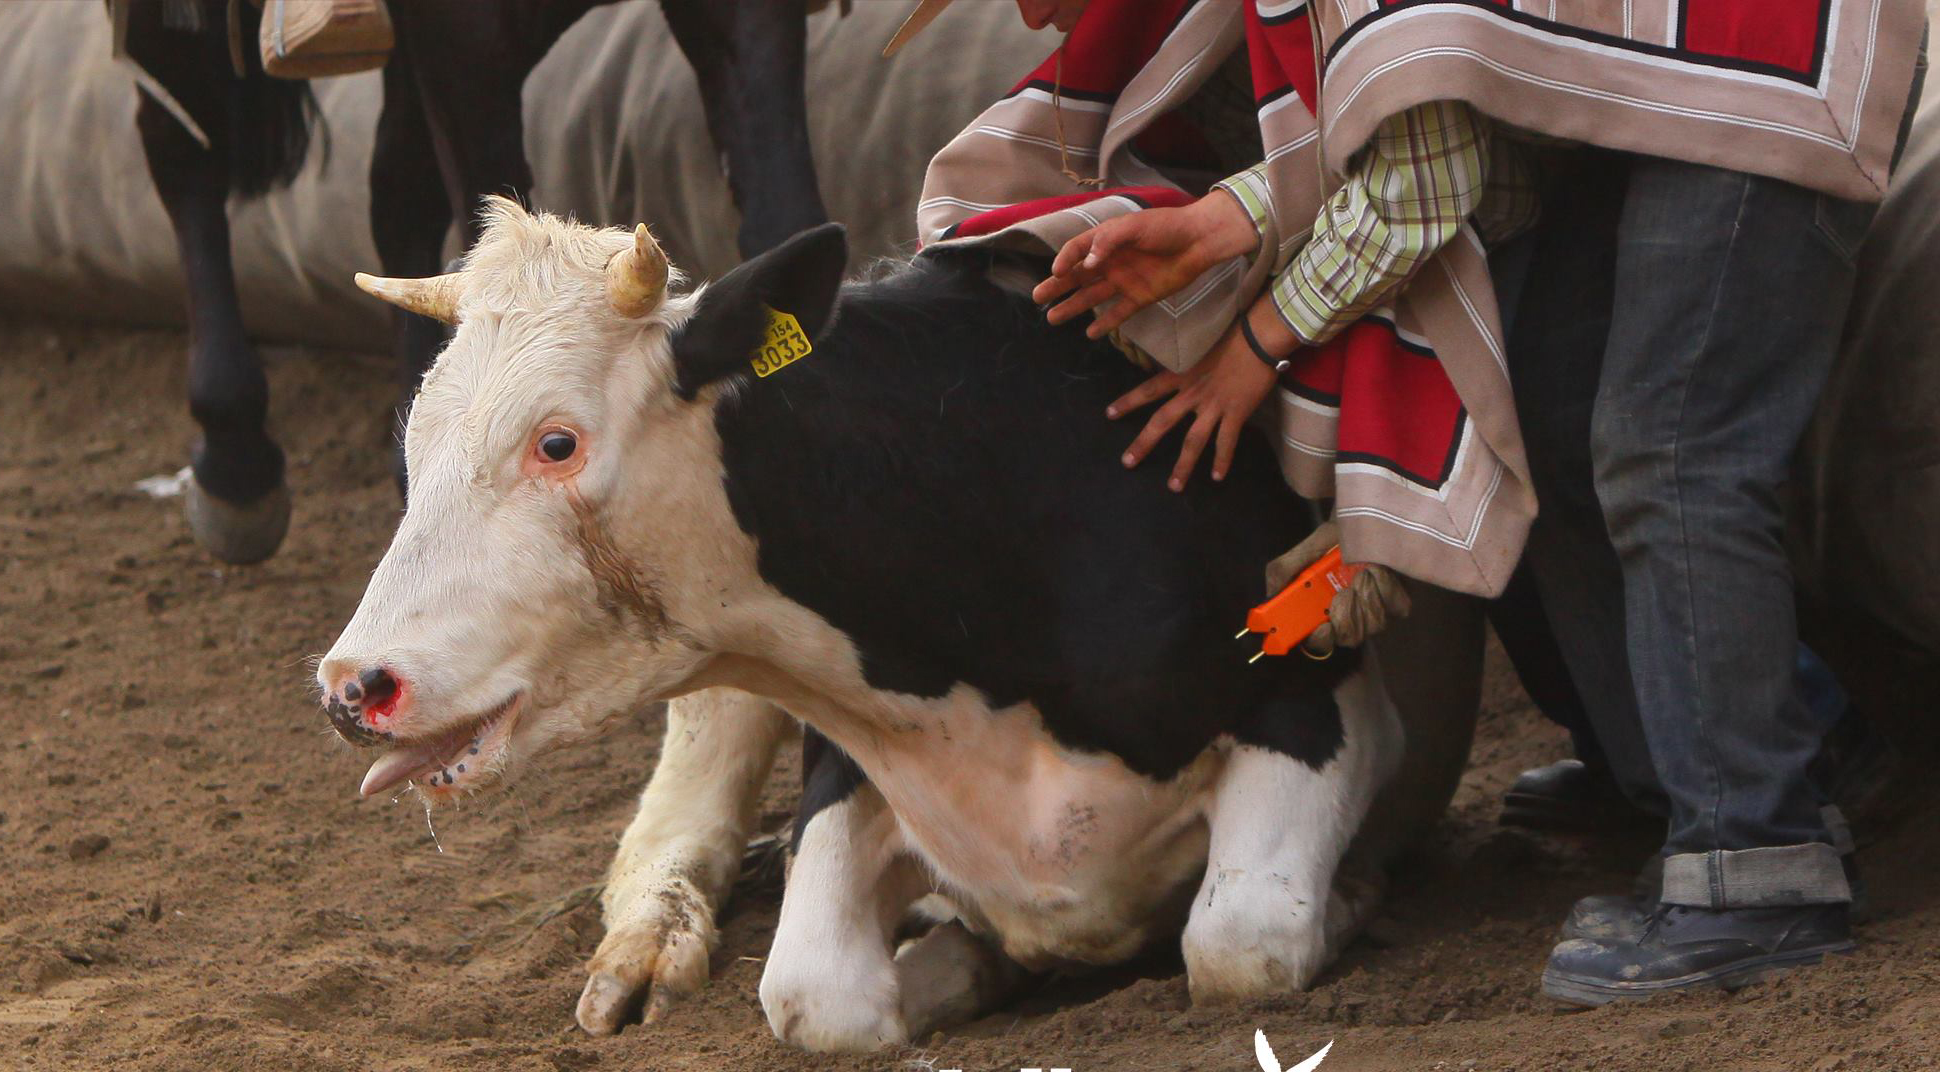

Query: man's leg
1541,157,1868,1004
1491,156,1667,819
1489,563,1656,831
1488,564,1600,764
1603,158,1860,889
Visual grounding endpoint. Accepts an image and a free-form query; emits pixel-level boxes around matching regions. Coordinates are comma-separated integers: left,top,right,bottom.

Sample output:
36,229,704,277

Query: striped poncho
917,0,1923,596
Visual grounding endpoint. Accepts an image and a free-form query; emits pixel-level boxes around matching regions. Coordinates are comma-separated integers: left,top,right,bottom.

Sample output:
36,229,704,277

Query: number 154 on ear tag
751,306,812,377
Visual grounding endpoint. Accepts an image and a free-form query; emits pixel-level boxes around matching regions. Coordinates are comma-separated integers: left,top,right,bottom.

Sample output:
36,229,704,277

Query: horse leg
135,93,290,564
661,0,828,259
373,0,593,489
367,50,455,495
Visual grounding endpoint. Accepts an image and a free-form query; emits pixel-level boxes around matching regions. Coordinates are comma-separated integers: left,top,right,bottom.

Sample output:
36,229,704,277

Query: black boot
1560,892,1653,942
1501,758,1658,832
1543,902,1854,1006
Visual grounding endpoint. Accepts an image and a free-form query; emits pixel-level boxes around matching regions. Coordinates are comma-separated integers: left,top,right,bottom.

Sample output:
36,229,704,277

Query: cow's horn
353,271,463,324
606,224,668,318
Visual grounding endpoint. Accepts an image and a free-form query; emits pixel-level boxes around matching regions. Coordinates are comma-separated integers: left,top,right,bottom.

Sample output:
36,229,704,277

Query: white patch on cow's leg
577,688,791,1035
761,784,922,1053
895,919,1028,1039
1183,663,1403,1001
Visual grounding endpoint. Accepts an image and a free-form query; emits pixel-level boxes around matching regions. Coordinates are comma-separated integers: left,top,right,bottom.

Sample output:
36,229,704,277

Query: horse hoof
185,477,292,565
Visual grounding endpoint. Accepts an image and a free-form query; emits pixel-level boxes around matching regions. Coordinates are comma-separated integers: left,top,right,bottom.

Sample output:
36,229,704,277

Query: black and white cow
316,199,1481,1051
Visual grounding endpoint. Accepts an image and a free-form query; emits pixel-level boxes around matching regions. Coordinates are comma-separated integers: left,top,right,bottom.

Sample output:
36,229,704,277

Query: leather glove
1263,519,1412,657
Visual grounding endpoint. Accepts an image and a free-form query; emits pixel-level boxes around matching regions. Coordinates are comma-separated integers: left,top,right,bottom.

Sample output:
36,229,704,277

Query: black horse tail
223,0,327,198
228,65,323,198
131,0,328,200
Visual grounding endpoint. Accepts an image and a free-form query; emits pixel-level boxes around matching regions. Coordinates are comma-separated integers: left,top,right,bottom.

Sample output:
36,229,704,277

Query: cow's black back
713,254,1350,780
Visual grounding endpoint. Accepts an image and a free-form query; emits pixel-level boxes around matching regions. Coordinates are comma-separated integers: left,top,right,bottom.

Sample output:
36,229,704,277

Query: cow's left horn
606,224,668,318
354,271,463,324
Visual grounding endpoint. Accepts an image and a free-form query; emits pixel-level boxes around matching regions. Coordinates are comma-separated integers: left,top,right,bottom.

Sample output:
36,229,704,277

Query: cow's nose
348,666,398,707
320,662,406,747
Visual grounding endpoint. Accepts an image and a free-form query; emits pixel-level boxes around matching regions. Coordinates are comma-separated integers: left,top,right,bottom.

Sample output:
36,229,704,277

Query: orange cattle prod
1236,545,1365,662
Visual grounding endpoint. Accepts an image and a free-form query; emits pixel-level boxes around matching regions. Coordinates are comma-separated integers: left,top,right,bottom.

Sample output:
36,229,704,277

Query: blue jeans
1491,152,1882,908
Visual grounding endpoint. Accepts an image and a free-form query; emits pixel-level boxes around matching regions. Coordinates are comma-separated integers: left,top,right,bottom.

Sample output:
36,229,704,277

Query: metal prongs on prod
1236,545,1364,665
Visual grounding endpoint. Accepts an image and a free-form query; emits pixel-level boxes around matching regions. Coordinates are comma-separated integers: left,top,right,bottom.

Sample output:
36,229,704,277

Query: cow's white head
316,197,846,803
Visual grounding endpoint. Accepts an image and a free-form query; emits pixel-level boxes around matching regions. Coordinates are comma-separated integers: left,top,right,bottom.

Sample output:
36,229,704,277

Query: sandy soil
3,320,1938,1072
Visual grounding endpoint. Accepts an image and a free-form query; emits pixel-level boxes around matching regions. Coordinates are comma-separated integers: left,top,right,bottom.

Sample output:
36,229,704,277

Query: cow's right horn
354,271,463,324
606,224,668,318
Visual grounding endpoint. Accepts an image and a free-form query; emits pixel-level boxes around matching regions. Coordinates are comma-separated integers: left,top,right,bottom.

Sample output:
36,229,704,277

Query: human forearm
1272,100,1493,346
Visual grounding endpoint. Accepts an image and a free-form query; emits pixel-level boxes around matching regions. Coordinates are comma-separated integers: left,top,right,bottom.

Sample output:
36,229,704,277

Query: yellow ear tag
751,306,812,378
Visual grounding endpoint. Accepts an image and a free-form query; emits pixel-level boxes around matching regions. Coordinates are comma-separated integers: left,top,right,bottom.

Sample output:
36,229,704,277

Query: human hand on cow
1264,520,1413,657
1032,190,1258,340
1106,316,1279,491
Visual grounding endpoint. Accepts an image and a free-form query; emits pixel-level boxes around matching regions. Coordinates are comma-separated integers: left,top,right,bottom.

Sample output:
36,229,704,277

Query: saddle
253,0,393,79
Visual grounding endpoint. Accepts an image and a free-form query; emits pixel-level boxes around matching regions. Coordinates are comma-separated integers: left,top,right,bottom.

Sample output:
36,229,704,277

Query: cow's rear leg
894,918,1028,1039
760,734,928,1053
577,688,790,1034
1184,661,1404,1000
136,95,289,564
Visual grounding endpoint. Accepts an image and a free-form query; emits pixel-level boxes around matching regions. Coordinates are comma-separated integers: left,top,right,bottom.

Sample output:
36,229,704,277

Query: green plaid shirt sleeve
1215,100,1496,348
1212,161,1275,253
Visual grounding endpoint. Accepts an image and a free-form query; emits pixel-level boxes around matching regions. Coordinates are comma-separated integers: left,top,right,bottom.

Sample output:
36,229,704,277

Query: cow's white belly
843,685,1225,969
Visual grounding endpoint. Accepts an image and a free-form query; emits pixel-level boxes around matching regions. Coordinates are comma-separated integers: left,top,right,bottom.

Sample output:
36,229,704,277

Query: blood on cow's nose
320,663,406,747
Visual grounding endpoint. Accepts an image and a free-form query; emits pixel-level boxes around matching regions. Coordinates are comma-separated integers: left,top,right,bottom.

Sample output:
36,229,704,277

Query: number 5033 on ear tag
751,306,812,378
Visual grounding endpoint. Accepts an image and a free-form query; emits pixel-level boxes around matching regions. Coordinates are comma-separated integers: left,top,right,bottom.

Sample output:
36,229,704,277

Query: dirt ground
2,319,1938,1072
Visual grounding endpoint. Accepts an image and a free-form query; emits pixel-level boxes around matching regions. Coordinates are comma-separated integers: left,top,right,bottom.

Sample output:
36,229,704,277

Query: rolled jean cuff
1661,844,1851,908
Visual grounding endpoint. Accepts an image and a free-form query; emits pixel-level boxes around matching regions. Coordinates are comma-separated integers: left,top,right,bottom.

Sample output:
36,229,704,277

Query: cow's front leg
1184,663,1404,1000
761,734,926,1053
576,688,790,1034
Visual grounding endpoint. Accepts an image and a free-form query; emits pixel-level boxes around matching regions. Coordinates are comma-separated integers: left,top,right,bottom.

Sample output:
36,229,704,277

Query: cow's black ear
670,223,848,397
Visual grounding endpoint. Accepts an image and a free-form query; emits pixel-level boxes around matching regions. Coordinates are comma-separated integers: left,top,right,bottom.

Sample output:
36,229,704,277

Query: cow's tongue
354,698,518,799
360,743,443,798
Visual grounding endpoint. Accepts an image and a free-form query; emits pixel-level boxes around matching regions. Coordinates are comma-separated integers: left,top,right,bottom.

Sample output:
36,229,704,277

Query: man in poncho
894,0,1924,1004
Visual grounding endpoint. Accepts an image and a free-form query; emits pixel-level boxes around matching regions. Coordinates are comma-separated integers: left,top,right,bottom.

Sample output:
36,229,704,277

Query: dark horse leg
661,0,829,258
125,0,317,563
367,45,455,492
369,0,603,491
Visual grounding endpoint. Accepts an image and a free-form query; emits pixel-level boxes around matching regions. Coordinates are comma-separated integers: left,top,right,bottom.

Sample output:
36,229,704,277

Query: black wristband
1240,312,1290,374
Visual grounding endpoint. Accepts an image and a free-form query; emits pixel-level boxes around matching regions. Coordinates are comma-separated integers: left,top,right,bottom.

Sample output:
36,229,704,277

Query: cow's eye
538,431,577,462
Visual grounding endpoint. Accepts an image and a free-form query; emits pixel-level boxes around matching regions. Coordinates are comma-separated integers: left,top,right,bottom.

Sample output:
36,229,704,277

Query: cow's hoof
761,958,908,1053
895,920,1025,1038
575,910,715,1035
1185,925,1328,1002
185,477,292,565
1183,872,1331,1001
1323,870,1388,962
